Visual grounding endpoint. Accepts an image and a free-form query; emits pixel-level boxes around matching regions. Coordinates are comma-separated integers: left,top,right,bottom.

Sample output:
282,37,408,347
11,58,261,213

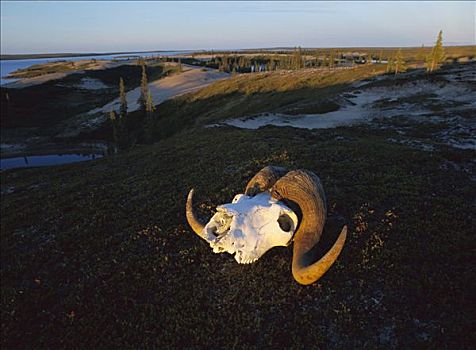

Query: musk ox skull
186,166,347,285
204,191,298,264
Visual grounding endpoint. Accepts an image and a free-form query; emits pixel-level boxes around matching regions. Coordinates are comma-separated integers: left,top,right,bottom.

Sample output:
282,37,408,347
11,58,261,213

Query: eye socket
278,214,293,232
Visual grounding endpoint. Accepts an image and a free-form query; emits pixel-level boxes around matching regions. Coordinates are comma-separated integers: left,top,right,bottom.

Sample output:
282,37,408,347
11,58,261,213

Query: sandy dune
3,60,133,89
57,65,229,138
218,64,476,150
4,72,70,89
87,65,229,115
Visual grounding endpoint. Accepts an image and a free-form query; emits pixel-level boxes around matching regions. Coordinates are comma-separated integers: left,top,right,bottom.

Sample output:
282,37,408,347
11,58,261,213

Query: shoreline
0,142,109,159
0,50,192,61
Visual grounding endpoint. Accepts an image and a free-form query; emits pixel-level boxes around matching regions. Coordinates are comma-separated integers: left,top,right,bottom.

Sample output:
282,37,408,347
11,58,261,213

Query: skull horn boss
186,166,347,285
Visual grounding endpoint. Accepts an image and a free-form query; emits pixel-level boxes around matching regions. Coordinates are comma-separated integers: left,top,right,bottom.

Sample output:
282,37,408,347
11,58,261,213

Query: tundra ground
1,63,475,349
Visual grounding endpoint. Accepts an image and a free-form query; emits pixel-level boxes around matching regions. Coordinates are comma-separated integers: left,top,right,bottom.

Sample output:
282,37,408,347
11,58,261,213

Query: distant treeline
158,44,475,74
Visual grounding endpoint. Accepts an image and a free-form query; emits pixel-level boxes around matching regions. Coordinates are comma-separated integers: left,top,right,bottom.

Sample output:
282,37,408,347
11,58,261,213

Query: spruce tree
144,91,156,142
139,64,149,112
223,54,229,71
299,47,304,69
298,46,303,69
270,58,276,71
109,109,119,147
119,77,127,120
427,30,446,73
335,50,341,67
116,78,130,150
329,50,335,68
314,52,320,68
238,56,244,70
292,47,302,70
386,54,395,73
394,49,406,75
146,91,155,114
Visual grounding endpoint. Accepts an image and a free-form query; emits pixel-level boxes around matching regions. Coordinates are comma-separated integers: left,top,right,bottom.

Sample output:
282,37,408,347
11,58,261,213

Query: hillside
1,62,475,348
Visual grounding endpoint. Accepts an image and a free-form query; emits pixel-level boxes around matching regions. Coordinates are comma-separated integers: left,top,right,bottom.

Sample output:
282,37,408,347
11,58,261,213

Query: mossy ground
1,121,474,348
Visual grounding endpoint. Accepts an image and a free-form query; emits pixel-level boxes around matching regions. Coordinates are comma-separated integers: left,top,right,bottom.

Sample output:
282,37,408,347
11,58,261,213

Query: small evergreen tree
394,49,407,75
300,47,304,69
324,52,331,67
109,109,119,148
178,58,182,72
146,91,155,114
314,52,320,68
386,53,395,73
144,91,156,142
223,54,229,71
238,56,244,70
119,77,127,120
293,47,303,70
329,50,335,68
139,64,149,112
270,58,276,71
426,30,446,73
117,78,130,149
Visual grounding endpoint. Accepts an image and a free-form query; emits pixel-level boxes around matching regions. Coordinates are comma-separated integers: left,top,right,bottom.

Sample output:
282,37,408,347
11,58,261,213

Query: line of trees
385,30,446,76
214,47,340,73
109,62,158,151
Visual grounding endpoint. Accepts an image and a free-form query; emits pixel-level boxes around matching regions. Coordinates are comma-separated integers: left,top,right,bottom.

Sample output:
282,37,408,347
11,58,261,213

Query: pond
0,153,103,170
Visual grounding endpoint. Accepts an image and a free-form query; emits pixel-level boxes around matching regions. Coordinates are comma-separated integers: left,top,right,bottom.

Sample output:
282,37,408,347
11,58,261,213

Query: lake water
0,50,193,85
1,153,103,170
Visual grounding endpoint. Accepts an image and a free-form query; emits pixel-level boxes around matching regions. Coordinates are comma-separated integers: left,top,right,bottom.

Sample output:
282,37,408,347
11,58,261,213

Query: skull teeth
238,256,257,264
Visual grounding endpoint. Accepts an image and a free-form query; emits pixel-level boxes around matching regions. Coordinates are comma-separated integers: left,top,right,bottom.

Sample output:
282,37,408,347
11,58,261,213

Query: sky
1,1,474,54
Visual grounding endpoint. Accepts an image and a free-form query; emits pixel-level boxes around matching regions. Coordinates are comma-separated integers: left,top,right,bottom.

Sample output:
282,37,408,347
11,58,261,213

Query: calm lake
0,154,103,170
0,50,193,85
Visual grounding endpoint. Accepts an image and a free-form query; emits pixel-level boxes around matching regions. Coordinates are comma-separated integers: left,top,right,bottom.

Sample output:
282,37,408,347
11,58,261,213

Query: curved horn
271,170,347,285
245,166,288,196
186,189,207,239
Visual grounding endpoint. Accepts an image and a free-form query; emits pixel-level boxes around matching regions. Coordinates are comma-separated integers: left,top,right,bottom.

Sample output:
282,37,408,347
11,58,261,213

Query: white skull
202,191,299,264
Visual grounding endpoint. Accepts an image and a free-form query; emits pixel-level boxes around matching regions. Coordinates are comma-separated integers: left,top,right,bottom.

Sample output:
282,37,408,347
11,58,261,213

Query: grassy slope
1,65,475,348
150,65,387,139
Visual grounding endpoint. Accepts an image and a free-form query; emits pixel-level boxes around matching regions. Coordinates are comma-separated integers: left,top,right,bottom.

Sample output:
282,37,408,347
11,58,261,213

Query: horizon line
2,43,475,57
